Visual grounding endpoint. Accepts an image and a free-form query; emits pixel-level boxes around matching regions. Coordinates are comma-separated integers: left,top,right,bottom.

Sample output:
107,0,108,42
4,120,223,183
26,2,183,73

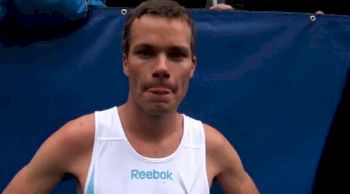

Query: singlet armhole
83,110,102,194
201,124,210,193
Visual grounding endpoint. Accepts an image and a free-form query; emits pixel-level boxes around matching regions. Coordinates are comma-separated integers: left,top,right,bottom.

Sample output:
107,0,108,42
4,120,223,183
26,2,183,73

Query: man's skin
3,14,259,194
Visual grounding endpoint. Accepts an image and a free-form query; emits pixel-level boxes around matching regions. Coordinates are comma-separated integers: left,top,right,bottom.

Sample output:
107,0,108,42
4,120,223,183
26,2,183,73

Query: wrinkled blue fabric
88,0,106,7
0,0,106,29
0,0,7,24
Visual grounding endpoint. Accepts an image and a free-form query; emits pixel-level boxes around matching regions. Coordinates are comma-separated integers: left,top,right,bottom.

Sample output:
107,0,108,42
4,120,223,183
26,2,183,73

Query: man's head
122,0,195,57
122,0,197,116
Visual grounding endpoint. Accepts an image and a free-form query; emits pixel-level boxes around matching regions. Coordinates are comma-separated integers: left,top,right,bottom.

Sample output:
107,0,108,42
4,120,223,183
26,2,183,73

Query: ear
122,53,129,77
190,55,197,78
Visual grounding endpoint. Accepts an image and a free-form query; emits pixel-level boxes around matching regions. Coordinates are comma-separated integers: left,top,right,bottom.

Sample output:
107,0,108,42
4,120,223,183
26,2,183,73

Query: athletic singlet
84,106,210,194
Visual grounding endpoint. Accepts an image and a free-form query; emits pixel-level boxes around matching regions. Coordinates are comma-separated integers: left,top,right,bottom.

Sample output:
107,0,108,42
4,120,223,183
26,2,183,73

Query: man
2,0,259,193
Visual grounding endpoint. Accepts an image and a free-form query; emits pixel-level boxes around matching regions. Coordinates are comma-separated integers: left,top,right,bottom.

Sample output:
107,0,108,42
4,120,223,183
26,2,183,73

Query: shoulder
33,113,96,173
51,113,95,156
55,113,96,174
203,124,259,194
58,113,95,142
203,123,232,154
203,123,244,176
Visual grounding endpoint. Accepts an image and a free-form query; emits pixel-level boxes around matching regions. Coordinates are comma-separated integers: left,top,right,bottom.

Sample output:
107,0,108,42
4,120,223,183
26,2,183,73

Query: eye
167,50,188,62
133,44,156,59
135,49,155,59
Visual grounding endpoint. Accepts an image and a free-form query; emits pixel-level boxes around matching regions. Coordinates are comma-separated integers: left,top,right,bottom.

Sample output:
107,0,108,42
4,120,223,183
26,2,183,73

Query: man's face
123,15,196,116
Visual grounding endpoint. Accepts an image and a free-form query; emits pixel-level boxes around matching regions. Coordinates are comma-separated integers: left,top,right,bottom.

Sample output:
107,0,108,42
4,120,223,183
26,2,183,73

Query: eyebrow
133,43,190,54
133,43,153,51
167,46,190,55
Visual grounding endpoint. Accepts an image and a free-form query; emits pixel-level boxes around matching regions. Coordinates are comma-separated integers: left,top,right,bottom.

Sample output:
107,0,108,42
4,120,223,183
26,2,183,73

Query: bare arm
209,3,234,10
2,114,94,194
205,124,259,194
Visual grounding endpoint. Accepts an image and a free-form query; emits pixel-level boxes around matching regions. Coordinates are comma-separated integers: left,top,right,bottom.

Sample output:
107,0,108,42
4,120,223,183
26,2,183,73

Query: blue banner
1,8,349,194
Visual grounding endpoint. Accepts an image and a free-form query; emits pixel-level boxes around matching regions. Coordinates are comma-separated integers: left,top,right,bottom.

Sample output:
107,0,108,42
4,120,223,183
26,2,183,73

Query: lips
147,87,172,95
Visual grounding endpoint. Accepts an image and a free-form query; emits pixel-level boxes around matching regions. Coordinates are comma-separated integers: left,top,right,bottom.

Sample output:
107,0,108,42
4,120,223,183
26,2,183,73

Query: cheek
129,74,142,89
181,68,194,81
177,72,192,91
128,69,147,90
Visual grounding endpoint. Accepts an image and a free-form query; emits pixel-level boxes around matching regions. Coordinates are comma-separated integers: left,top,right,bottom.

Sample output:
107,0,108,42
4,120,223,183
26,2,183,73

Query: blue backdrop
1,8,349,194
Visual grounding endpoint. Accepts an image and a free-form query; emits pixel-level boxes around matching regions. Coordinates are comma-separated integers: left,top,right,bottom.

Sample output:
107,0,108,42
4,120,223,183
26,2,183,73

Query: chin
143,104,176,117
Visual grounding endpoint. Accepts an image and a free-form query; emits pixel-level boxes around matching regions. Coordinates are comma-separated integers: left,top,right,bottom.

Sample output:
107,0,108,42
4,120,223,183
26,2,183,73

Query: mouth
147,87,172,95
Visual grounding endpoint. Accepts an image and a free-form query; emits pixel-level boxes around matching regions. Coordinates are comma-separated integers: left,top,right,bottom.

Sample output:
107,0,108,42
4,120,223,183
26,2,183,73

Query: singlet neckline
113,107,186,163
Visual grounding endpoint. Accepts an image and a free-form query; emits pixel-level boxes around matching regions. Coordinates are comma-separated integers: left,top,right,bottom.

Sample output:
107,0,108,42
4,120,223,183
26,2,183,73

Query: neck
118,103,182,141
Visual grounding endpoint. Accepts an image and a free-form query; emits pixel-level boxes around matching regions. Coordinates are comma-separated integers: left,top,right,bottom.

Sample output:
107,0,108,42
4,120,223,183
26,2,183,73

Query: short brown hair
122,0,195,56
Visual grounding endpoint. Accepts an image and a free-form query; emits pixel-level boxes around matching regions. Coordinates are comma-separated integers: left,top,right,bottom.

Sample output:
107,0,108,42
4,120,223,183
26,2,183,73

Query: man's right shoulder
39,113,96,173
58,113,96,144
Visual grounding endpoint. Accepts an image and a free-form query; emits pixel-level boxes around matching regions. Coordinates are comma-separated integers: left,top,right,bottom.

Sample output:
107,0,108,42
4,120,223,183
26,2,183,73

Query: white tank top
84,106,210,194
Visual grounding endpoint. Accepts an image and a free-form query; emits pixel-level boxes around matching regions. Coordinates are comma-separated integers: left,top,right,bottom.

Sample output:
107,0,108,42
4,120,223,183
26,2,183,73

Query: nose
152,54,170,79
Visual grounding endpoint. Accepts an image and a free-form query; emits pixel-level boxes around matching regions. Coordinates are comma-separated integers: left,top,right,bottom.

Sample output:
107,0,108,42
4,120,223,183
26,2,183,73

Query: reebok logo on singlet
131,169,173,180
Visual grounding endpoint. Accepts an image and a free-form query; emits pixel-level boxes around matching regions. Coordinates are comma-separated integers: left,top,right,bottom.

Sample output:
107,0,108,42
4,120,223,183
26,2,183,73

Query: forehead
129,15,192,49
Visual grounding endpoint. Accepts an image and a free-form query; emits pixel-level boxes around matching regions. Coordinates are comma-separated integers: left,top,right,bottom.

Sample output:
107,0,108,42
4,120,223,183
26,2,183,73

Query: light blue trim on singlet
86,166,95,194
